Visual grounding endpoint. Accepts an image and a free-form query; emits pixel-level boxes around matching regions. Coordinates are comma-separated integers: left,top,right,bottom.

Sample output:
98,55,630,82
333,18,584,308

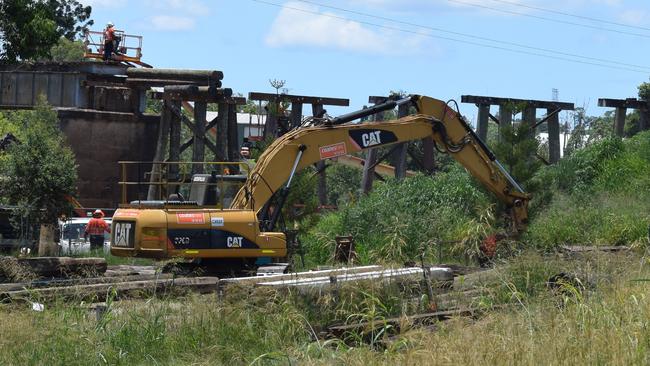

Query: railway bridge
0,62,237,209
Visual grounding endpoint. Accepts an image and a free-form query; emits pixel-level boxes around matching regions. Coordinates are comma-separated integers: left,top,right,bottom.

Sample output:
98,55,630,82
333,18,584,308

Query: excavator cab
186,173,247,207
112,161,287,268
116,161,250,209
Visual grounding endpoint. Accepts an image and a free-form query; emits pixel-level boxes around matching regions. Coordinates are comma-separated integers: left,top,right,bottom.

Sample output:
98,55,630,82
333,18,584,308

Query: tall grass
526,132,650,249
0,253,648,365
0,290,311,365
296,253,650,365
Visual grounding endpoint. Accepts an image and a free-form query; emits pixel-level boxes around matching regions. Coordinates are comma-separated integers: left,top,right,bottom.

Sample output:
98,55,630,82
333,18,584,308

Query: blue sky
85,0,650,123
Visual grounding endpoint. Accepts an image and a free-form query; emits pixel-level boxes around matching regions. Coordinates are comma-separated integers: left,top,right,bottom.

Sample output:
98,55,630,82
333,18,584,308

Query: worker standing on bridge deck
84,210,110,250
103,22,115,61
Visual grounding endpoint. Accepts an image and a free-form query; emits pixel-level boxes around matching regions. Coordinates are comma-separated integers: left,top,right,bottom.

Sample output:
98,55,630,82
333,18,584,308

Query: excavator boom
232,95,529,229
111,95,529,265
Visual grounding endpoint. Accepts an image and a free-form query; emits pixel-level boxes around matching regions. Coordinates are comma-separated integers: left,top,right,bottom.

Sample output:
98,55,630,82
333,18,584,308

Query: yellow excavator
110,95,530,271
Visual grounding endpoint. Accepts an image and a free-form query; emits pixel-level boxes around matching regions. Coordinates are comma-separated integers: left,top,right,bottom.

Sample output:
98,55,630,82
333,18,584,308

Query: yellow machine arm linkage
232,95,529,230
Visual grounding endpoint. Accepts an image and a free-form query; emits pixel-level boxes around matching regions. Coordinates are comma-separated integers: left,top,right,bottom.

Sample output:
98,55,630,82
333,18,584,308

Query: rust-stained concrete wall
58,110,159,208
0,62,182,209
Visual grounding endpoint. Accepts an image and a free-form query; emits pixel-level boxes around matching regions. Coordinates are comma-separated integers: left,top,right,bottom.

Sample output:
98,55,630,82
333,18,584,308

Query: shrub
302,165,494,265
525,133,650,250
326,163,362,207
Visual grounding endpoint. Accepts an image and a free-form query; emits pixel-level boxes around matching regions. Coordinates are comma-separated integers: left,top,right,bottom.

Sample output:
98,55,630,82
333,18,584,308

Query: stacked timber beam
1,276,219,302
221,265,383,287
598,98,649,136
219,265,454,295
126,68,224,88
139,68,246,200
0,256,107,281
248,92,350,206
0,261,497,323
461,95,575,164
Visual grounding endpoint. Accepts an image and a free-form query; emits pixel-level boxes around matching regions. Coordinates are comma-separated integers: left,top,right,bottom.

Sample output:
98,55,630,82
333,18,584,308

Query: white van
58,217,112,255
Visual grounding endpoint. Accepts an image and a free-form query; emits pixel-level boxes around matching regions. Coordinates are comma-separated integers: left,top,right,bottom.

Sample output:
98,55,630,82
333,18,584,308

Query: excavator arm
110,95,528,264
231,95,529,231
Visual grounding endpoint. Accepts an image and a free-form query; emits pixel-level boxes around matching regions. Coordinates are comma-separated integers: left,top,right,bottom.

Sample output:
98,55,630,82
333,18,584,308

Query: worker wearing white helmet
84,209,110,250
103,22,115,61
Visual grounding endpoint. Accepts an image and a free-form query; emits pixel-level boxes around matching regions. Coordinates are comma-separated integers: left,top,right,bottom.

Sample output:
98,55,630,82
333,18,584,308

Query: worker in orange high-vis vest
103,22,115,61
84,209,111,250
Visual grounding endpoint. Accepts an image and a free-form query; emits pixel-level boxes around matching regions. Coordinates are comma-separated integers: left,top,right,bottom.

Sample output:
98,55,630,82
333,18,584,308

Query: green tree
240,99,261,114
48,37,85,62
144,91,163,114
0,0,92,62
564,108,589,156
492,123,541,188
0,102,78,254
326,164,362,206
625,110,642,137
588,110,615,141
638,81,650,102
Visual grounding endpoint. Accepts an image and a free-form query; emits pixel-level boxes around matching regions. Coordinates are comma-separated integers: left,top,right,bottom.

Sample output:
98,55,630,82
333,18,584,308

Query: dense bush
325,163,362,206
302,132,650,264
301,165,494,265
525,132,650,248
529,137,626,200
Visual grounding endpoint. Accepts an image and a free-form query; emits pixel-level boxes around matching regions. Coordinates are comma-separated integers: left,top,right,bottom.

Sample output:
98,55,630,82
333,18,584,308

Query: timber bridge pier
0,62,648,208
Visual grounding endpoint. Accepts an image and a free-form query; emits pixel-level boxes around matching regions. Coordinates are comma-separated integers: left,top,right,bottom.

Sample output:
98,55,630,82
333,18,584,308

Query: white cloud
349,0,623,13
140,0,208,32
348,0,440,9
445,0,523,7
148,15,195,31
443,0,530,17
146,0,210,16
265,1,427,54
594,0,622,5
618,9,648,25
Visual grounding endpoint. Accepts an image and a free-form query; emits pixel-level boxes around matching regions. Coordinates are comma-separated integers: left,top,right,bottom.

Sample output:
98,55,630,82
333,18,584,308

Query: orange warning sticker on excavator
319,142,347,159
176,213,205,224
115,209,141,218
